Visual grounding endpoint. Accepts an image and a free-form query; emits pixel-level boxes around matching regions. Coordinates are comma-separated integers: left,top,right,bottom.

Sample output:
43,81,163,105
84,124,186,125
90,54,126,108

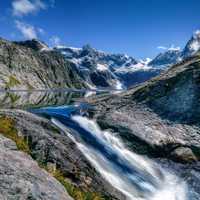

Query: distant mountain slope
181,30,200,58
54,45,134,89
149,30,200,68
0,38,86,90
148,48,181,68
55,45,162,88
113,62,162,88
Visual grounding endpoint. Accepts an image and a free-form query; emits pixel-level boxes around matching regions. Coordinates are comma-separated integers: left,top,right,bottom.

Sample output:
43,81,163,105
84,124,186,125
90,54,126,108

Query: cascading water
32,106,188,200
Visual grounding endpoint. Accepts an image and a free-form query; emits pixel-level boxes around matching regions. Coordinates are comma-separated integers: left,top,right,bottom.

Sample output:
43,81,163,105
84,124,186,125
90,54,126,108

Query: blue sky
1,0,200,59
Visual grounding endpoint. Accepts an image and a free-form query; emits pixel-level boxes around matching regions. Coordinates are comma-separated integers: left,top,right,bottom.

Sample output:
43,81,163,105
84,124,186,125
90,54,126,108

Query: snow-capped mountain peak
148,48,181,68
140,58,152,65
54,44,161,89
181,30,200,58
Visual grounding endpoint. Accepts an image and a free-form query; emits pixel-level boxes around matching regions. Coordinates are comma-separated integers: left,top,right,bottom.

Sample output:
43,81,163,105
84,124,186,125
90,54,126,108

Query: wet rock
170,147,197,163
87,55,200,198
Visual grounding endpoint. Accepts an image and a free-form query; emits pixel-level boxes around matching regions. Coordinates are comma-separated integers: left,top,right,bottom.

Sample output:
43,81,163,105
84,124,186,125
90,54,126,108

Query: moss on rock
0,116,30,153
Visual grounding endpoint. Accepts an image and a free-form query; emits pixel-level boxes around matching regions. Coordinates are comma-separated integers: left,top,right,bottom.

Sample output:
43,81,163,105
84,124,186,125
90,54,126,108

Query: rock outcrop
0,38,86,90
0,134,73,200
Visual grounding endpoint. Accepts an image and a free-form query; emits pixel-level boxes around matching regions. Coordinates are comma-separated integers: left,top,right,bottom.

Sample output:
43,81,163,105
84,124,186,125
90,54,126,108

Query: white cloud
157,46,167,50
168,45,180,51
157,45,180,51
12,0,46,16
15,20,38,39
50,36,61,46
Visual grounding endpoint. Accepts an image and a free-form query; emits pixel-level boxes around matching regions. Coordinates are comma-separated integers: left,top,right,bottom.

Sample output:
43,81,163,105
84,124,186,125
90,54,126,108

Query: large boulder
0,134,73,200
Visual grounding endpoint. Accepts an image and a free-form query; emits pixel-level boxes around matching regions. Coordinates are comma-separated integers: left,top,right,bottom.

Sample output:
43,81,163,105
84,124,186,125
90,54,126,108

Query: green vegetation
26,82,35,90
50,169,104,200
0,116,30,153
7,93,20,104
5,75,21,88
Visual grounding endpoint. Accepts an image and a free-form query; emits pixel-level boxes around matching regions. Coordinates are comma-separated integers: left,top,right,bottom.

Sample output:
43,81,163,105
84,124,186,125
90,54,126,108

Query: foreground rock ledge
0,134,73,200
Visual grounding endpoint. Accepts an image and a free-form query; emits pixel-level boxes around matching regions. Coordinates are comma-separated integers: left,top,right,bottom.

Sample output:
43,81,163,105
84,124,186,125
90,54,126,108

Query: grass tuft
5,75,21,88
0,116,30,153
47,168,104,200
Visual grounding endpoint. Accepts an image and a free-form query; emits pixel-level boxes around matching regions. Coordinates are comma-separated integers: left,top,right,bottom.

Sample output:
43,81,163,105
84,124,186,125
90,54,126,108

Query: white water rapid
51,115,188,200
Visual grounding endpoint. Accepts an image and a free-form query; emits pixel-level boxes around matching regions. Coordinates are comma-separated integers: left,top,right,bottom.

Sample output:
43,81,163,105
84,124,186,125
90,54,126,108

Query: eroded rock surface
0,134,73,200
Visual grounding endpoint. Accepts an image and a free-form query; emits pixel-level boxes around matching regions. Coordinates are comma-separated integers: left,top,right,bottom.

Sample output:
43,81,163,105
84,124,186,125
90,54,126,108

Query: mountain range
55,30,200,89
0,30,200,92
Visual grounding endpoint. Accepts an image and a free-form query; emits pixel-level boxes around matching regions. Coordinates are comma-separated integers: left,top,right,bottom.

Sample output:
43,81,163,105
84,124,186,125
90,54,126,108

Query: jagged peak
14,39,50,51
193,30,200,39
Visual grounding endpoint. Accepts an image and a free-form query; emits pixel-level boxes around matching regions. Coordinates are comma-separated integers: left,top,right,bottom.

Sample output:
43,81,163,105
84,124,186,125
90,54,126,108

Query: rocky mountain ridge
0,38,86,90
55,44,162,88
2,29,199,91
149,30,200,68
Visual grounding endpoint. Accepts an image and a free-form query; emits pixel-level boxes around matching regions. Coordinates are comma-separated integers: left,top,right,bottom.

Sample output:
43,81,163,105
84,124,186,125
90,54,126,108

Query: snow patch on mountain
115,62,152,74
97,63,108,71
181,30,200,58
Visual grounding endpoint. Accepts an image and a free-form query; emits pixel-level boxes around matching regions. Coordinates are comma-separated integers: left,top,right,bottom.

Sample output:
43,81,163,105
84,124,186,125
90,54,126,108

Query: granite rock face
0,134,73,200
0,38,86,90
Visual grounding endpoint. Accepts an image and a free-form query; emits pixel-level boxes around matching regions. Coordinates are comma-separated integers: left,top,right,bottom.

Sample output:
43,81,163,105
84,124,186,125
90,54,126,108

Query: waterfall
51,115,188,200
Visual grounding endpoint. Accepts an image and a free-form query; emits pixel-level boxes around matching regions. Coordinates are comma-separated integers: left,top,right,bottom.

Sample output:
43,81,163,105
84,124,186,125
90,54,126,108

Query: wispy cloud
50,36,61,46
12,0,46,17
157,45,180,51
15,20,43,39
157,46,167,50
168,45,180,51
